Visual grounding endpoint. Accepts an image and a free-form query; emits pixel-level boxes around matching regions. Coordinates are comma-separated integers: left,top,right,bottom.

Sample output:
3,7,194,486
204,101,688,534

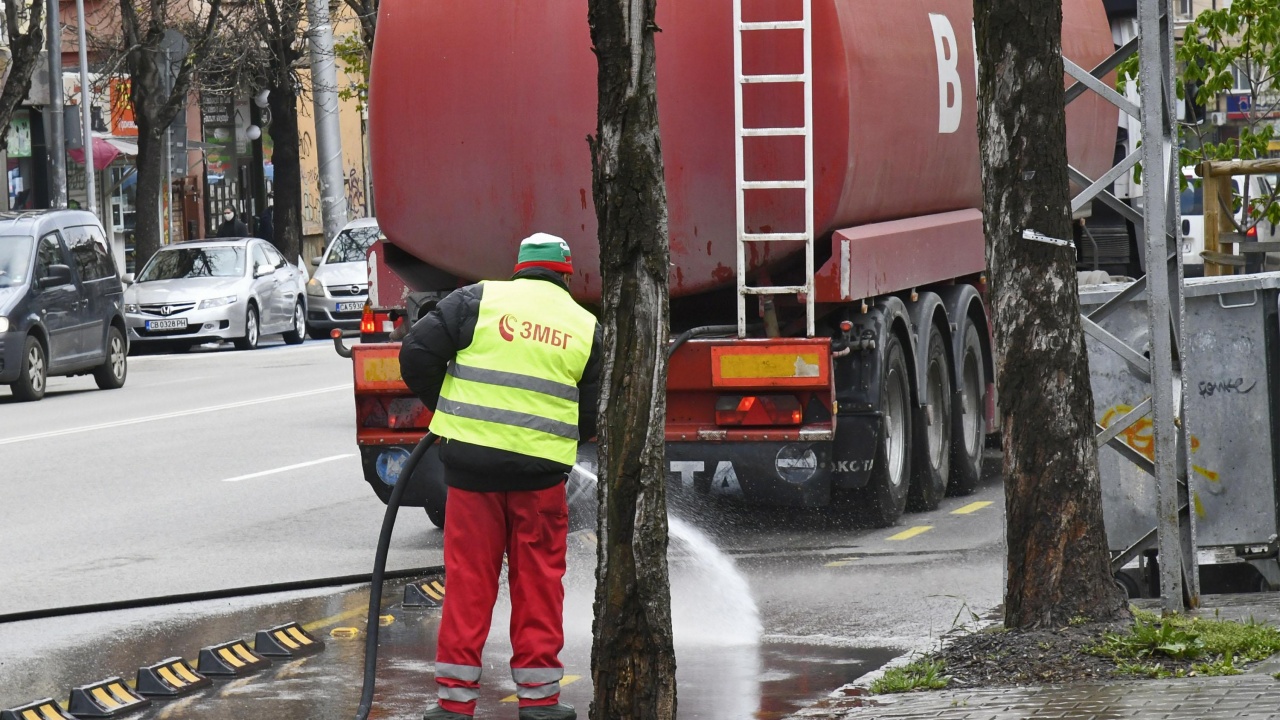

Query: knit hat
513,232,574,274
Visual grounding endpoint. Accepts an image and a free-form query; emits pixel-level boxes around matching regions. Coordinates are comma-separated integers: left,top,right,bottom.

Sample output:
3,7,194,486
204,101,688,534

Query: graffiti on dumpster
1197,378,1256,398
1099,404,1222,516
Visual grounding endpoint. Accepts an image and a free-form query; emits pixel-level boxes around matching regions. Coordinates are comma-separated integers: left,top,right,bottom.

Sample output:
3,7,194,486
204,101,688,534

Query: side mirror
255,263,274,278
121,273,135,285
311,256,323,267
38,264,72,289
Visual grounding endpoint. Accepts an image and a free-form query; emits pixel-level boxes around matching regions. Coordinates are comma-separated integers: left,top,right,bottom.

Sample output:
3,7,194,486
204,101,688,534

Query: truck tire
858,332,912,527
424,501,445,529
11,335,47,402
93,326,128,390
947,322,985,496
908,323,952,511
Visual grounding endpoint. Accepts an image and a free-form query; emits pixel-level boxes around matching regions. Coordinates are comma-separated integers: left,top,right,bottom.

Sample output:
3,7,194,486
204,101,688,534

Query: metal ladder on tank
733,0,815,338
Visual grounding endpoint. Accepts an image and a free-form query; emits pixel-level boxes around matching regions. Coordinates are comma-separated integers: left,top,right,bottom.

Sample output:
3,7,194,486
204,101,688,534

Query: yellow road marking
379,614,396,627
303,606,368,634
951,501,992,515
331,627,361,639
887,526,933,541
500,675,582,703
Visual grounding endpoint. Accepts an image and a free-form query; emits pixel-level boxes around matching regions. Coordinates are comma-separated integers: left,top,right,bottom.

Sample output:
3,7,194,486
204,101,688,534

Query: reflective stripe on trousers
435,662,482,713
513,667,563,700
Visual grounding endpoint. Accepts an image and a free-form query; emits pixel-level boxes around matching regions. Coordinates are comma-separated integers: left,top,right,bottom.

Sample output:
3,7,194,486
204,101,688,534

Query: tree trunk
268,81,302,261
131,119,165,268
586,0,676,719
0,1,46,154
973,0,1129,628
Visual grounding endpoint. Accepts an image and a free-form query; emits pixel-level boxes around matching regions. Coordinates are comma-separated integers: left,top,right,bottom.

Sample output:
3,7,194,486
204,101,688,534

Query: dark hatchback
0,211,128,401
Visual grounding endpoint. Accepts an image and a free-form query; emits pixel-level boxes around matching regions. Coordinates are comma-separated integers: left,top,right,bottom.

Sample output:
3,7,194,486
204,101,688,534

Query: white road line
0,385,351,445
221,454,356,482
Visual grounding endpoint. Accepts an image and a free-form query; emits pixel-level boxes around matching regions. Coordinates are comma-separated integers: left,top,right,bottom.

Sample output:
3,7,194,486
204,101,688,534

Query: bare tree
117,0,223,268
586,0,677,718
972,0,1130,628
253,0,305,261
0,0,45,153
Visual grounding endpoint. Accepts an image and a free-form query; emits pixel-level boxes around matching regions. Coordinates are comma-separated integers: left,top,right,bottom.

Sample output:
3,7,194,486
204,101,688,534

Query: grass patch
1089,609,1280,676
871,658,949,694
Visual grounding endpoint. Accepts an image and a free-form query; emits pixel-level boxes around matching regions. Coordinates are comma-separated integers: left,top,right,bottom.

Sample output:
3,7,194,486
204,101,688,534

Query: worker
400,232,601,720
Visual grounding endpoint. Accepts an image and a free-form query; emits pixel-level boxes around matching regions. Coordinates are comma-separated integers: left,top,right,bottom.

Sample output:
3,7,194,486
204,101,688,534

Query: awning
67,133,138,171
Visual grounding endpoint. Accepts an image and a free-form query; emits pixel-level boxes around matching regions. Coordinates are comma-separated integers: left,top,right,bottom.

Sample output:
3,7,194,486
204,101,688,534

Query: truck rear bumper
665,441,833,508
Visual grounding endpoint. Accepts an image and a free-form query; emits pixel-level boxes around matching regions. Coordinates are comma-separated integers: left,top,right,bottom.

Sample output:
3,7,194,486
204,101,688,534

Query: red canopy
68,137,121,171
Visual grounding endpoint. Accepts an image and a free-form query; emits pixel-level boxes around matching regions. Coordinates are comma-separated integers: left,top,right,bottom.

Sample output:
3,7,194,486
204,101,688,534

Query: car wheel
234,304,260,350
907,323,952,511
282,302,306,345
854,331,912,527
947,322,986,496
93,326,128,390
11,335,47,402
307,327,330,341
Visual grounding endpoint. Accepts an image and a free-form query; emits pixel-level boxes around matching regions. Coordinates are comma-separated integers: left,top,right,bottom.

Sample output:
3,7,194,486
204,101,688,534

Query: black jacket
215,217,248,238
399,267,603,492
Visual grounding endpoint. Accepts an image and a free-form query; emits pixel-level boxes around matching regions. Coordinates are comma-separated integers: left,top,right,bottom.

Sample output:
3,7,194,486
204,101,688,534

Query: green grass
871,658,950,694
1090,609,1280,676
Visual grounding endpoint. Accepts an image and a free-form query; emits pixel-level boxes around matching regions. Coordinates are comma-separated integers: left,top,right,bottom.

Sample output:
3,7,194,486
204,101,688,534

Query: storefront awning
68,133,138,171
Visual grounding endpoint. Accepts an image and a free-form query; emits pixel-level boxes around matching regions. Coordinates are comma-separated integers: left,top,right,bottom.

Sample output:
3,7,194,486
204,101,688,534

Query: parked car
305,217,381,339
0,210,128,402
123,237,307,352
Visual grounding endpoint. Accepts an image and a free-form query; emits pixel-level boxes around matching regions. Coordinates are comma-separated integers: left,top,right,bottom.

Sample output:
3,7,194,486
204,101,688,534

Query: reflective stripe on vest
430,279,596,465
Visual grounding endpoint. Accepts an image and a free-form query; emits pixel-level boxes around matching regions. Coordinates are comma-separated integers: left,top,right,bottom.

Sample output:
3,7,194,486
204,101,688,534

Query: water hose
355,430,440,720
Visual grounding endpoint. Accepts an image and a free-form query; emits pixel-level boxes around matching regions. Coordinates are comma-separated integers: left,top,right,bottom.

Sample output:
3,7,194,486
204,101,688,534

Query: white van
1180,168,1279,275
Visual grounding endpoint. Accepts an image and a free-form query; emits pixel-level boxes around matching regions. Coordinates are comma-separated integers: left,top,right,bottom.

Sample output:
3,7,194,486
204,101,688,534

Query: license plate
145,318,188,331
336,301,364,312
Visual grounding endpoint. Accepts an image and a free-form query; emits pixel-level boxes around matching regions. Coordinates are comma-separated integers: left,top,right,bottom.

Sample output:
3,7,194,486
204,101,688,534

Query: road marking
0,385,351,445
220,454,356,482
952,501,993,515
887,526,933,541
303,606,369,633
500,675,583,702
824,558,856,567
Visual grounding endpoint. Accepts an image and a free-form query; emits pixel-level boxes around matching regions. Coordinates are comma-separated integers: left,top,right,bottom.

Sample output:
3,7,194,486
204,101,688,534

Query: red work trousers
434,484,569,716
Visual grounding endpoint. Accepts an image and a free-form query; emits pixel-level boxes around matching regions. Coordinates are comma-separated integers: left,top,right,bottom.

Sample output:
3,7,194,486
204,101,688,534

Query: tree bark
586,0,676,718
0,0,46,154
267,81,302,260
972,0,1129,628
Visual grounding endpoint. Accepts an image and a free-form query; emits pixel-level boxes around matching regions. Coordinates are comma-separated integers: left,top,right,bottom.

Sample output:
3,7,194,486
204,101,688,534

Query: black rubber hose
667,324,744,359
355,431,439,720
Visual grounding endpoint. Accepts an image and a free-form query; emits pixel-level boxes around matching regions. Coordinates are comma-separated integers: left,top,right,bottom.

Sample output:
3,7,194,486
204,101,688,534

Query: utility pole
74,0,96,215
306,0,348,240
45,0,66,208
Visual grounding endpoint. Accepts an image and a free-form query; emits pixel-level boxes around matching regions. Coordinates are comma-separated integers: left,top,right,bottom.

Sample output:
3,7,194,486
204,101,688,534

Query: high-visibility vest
429,278,597,465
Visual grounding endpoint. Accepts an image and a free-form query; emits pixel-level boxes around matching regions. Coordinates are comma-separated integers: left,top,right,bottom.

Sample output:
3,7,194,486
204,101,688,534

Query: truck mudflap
664,441,834,508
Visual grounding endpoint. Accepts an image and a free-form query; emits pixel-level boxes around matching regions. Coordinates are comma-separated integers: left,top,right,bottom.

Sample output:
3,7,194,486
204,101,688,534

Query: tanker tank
369,0,1116,303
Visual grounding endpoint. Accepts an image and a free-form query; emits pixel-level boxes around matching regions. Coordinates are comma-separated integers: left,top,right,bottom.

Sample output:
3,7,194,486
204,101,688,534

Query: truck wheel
858,332,912,527
234,304,260,350
11,335,47,402
908,324,952,511
425,500,445,528
947,322,985,496
93,326,128,390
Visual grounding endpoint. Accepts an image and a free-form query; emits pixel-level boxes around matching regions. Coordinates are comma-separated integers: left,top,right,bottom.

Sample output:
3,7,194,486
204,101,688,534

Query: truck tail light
357,396,433,429
714,395,804,426
361,303,376,334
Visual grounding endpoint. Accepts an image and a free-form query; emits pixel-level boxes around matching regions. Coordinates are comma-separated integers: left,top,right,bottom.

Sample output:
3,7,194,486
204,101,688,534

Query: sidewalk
792,592,1280,720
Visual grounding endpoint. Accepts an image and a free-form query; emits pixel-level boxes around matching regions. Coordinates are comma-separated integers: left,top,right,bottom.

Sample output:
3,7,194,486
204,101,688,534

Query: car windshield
0,235,34,288
324,226,381,264
138,247,245,281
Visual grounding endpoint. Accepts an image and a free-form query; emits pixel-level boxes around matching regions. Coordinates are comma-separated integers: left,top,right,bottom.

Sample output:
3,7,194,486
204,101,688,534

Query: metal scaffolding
1066,0,1197,613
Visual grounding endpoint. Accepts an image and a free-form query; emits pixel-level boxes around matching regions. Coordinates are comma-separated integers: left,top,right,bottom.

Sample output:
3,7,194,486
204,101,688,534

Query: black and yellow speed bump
134,658,211,697
66,678,151,717
403,578,446,608
195,640,271,676
253,622,325,658
1,698,77,720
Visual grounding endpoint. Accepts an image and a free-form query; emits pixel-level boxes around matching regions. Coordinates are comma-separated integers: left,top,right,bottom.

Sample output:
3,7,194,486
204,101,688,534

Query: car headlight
198,295,238,310
306,278,325,297
0,317,8,333
124,304,139,313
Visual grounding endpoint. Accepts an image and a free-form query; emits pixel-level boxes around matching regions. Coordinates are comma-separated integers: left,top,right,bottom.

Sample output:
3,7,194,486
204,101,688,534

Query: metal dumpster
1080,272,1280,590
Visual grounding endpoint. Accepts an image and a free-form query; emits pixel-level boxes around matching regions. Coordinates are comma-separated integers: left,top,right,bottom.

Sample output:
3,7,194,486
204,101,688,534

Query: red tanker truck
343,0,1117,528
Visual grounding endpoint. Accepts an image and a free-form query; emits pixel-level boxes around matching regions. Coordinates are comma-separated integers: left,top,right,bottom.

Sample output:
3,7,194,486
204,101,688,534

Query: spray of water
565,464,762,648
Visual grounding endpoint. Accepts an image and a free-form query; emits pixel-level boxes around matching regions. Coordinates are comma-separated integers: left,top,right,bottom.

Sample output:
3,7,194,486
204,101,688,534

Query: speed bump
134,658,211,697
196,640,271,677
404,578,446,608
253,622,325,658
66,678,151,717
1,699,77,720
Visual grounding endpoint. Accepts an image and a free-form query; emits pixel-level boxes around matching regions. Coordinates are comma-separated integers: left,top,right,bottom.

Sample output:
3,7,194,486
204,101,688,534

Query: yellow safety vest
429,278,597,465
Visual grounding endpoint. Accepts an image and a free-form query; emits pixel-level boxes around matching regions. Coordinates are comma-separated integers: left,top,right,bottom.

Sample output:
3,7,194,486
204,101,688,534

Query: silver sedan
123,238,307,351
